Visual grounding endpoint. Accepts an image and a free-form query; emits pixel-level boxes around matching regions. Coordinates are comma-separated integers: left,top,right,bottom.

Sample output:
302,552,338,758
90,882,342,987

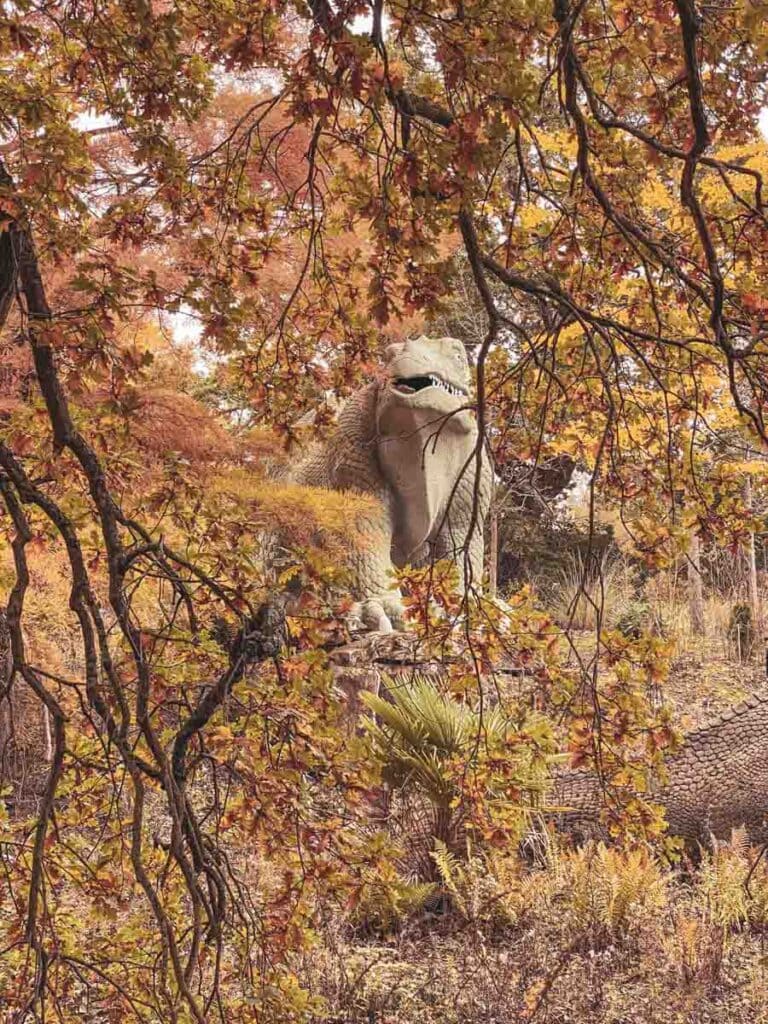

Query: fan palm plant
362,676,554,875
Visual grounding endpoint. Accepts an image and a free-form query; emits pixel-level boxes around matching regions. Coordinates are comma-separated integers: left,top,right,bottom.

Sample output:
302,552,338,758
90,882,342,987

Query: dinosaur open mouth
393,374,467,398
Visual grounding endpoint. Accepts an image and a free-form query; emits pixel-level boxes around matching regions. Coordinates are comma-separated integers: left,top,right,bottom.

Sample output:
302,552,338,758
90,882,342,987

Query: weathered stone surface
327,630,445,720
326,628,527,727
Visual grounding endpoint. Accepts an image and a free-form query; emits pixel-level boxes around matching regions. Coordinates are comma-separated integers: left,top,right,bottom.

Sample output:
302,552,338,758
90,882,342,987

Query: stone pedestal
327,630,446,719
326,628,528,722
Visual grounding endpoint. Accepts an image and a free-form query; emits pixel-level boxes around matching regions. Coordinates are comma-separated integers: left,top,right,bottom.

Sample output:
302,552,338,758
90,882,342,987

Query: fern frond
431,840,467,917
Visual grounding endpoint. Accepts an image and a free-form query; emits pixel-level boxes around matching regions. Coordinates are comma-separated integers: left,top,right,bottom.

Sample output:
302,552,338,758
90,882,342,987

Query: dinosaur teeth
428,375,462,397
394,374,467,397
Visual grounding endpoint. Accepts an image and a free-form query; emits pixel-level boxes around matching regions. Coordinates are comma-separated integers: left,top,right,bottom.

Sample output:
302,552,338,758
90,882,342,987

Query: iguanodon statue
287,335,493,632
553,690,768,848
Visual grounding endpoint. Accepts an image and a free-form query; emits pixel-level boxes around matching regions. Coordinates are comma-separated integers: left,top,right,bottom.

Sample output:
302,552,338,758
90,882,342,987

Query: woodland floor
663,636,764,727
308,929,768,1024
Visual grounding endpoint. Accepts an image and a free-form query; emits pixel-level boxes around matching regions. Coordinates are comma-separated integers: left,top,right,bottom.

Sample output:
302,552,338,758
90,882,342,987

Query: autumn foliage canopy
1,0,768,1019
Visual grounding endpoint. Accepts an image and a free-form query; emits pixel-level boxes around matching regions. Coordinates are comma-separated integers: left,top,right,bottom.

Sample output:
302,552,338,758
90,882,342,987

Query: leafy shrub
614,599,654,639
727,603,755,662
431,840,522,928
563,843,668,946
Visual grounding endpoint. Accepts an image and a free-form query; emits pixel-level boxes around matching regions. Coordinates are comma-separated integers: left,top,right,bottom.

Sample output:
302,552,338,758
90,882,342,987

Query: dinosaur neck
375,393,477,564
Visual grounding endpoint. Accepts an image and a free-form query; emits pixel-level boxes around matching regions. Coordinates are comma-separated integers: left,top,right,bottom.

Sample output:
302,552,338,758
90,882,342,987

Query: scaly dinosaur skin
554,691,768,846
291,336,492,631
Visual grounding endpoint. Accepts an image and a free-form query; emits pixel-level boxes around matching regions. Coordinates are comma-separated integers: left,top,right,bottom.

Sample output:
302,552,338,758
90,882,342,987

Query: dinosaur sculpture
289,335,493,631
553,690,768,847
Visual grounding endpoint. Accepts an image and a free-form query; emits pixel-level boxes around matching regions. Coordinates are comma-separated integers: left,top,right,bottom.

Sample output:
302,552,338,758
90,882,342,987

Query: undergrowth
304,834,768,1023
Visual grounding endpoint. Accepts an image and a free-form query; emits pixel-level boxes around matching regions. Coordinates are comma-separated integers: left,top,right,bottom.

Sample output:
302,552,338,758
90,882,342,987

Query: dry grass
544,560,765,691
541,551,638,632
300,834,768,1023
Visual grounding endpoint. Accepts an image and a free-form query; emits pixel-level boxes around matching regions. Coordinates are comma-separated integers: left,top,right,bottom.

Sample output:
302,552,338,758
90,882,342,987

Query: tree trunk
688,531,705,636
743,477,761,631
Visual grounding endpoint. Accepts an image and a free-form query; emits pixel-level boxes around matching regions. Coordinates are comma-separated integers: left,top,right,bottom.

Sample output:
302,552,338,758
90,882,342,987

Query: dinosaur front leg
349,508,406,632
351,596,404,633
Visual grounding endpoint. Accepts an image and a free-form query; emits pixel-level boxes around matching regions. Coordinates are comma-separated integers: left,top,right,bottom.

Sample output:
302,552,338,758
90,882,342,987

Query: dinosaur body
290,336,492,630
554,691,768,846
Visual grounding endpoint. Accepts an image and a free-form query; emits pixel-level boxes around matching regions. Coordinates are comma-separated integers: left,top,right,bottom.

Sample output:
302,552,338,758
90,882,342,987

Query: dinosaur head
378,335,474,437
